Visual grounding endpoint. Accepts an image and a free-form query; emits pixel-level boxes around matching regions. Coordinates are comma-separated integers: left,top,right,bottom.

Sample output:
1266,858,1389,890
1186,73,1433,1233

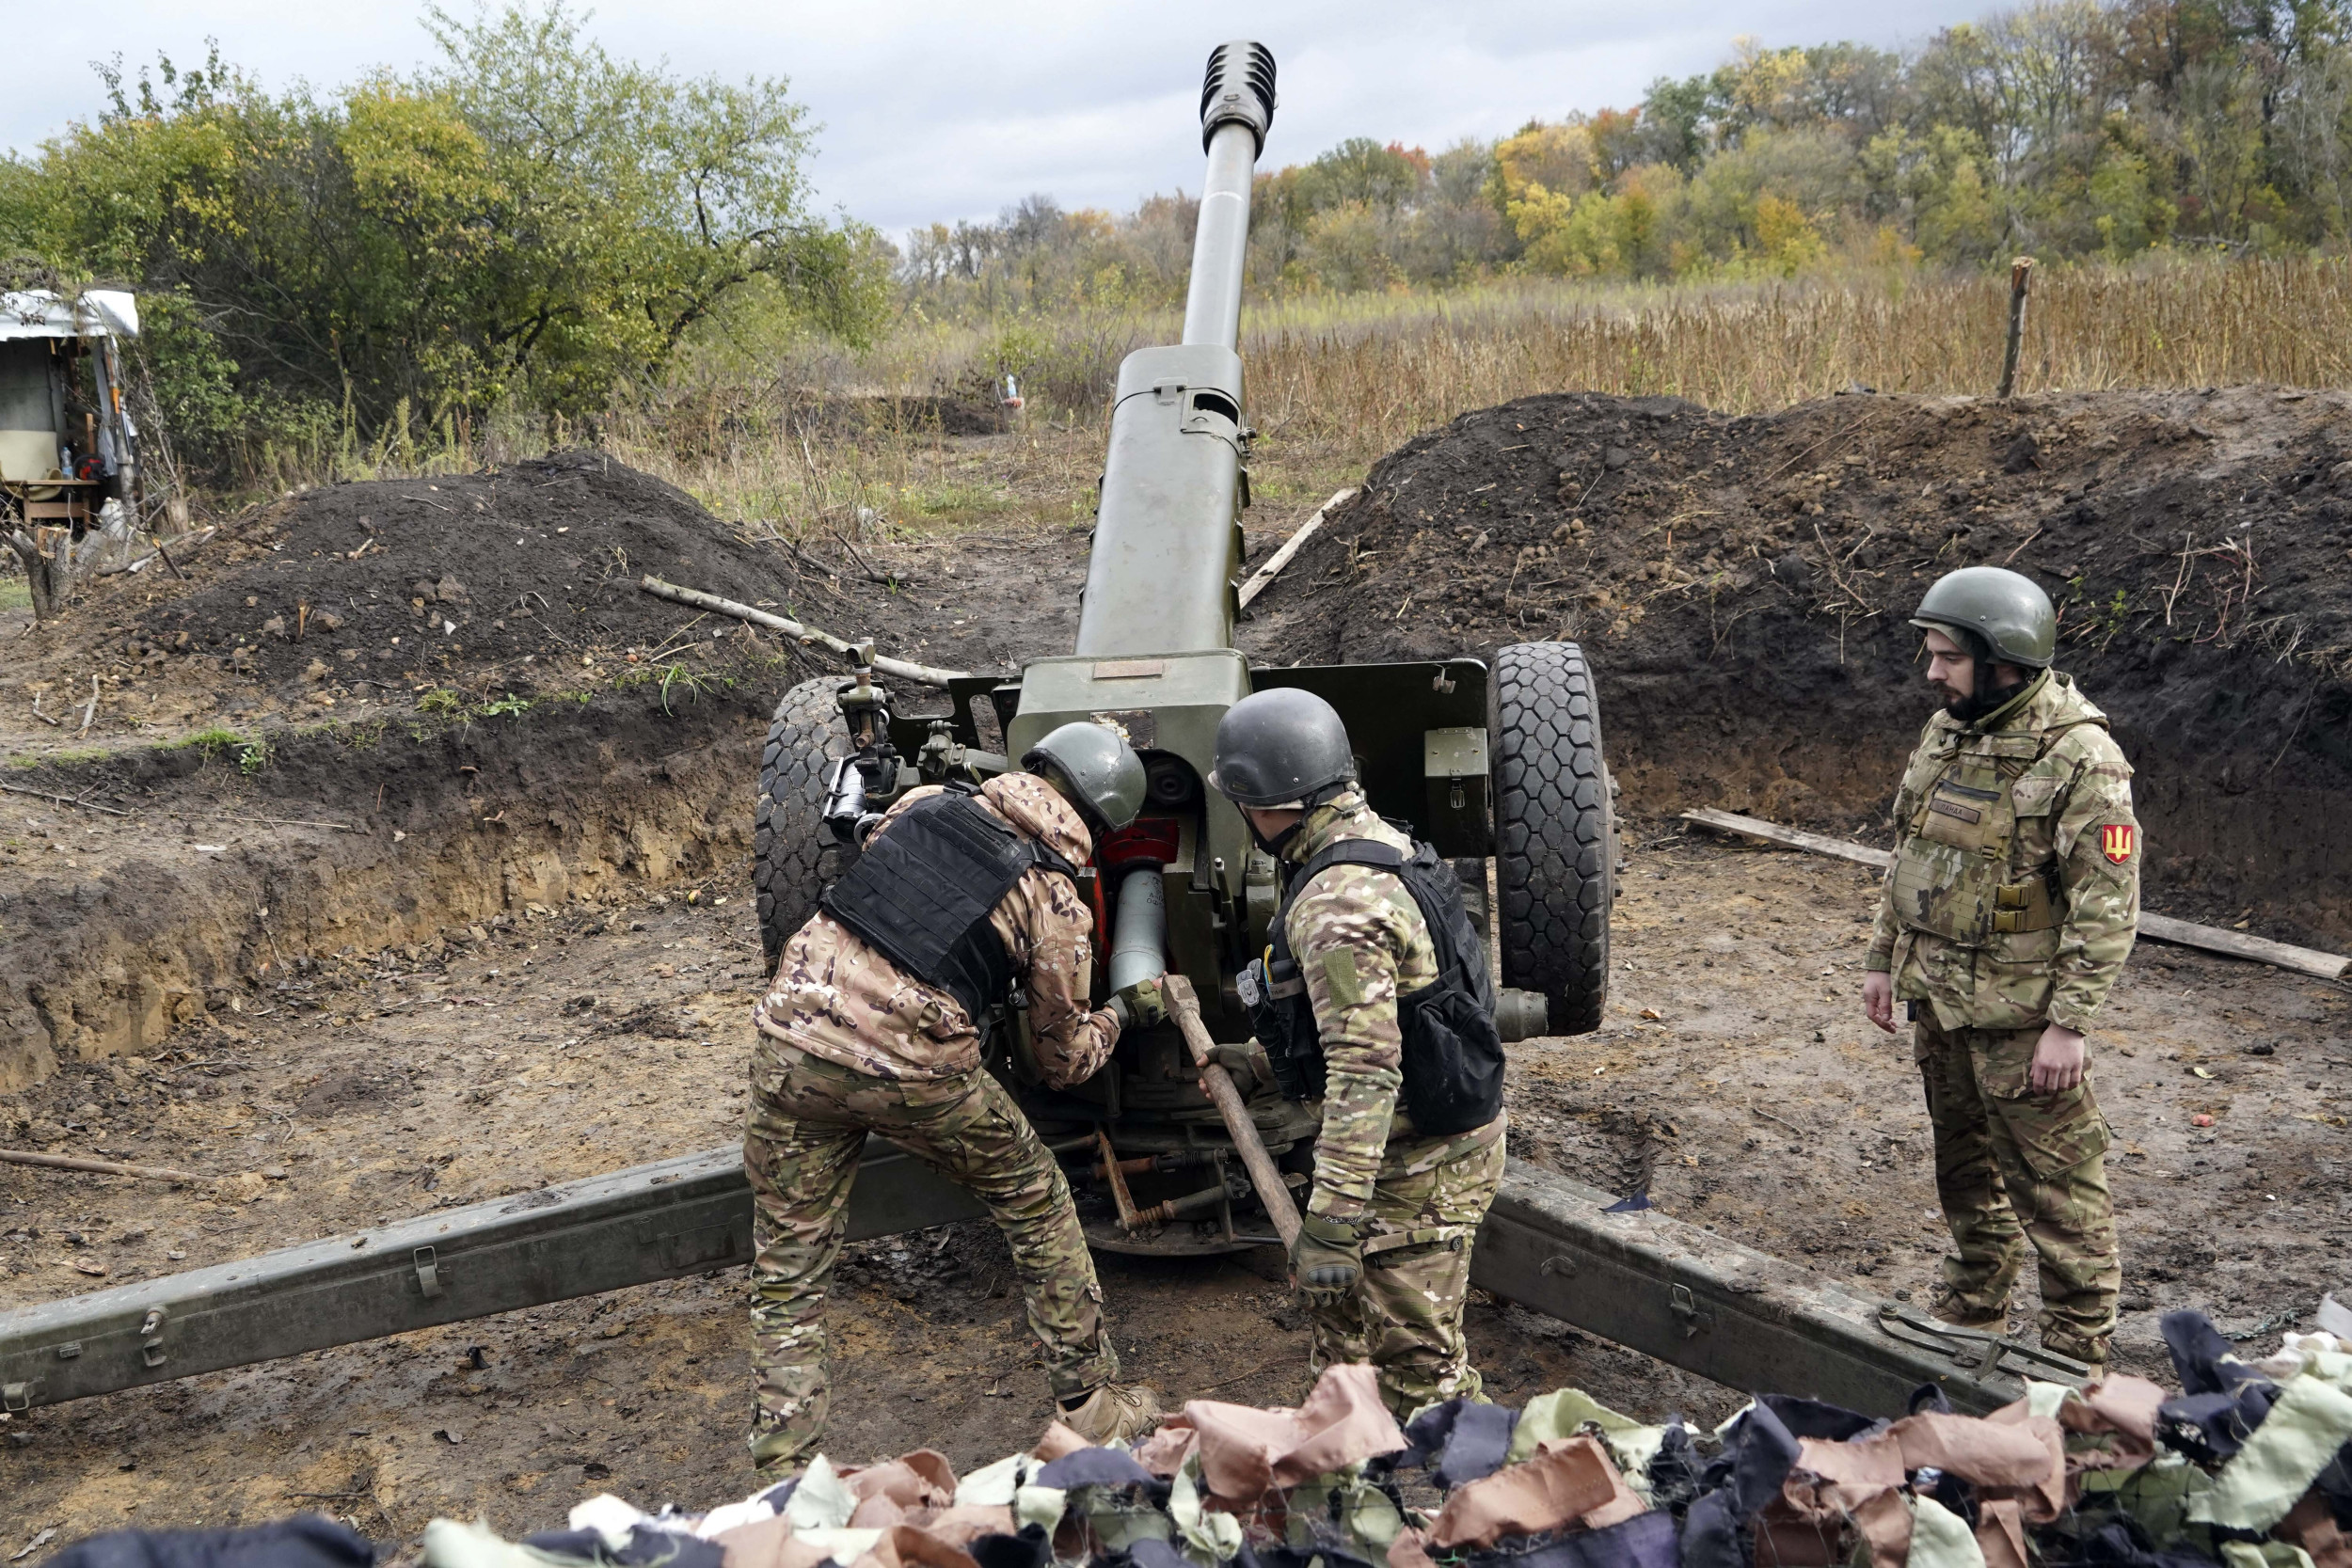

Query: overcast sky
7,1,1994,236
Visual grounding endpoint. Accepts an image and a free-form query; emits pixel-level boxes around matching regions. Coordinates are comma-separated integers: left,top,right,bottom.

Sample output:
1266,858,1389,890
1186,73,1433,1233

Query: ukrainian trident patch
2101,823,2137,863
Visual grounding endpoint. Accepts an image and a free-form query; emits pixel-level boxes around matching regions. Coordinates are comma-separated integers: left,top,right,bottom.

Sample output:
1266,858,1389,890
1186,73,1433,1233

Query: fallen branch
0,781,131,816
0,1148,207,1183
95,525,218,578
78,673,99,736
638,576,967,689
1237,487,1358,610
1682,807,2350,981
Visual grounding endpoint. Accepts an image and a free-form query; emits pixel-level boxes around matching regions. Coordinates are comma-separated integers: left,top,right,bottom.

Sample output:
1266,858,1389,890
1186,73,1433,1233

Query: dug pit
4,388,2348,1544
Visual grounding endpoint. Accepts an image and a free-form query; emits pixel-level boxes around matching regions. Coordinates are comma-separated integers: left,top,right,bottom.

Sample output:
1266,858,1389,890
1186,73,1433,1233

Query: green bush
0,7,888,485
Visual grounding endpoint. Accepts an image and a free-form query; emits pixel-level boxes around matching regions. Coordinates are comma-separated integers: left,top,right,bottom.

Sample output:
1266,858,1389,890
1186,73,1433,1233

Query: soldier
743,721,1165,1474
1862,566,2138,1368
1212,688,1508,1417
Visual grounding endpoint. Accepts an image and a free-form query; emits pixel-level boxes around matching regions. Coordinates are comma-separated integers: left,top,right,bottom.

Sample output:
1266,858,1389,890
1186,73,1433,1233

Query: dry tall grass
1240,257,2352,457
551,255,2352,544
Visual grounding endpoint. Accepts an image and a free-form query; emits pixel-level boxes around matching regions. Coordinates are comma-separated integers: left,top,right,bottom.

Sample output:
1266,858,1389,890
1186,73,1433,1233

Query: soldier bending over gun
743,721,1164,1474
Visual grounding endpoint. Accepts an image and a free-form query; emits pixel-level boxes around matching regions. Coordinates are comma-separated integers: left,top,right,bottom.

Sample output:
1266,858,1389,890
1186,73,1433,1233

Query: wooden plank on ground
1682,808,1892,870
2135,913,2348,979
1681,807,2349,981
1237,487,1356,610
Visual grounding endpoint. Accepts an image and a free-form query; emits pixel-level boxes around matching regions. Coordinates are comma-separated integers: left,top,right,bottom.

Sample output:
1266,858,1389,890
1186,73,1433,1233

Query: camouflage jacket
1279,792,1476,1224
1866,670,2140,1033
754,773,1120,1085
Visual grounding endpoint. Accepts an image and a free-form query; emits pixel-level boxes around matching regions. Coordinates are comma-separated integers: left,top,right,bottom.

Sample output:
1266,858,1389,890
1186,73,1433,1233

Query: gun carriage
748,40,1613,1256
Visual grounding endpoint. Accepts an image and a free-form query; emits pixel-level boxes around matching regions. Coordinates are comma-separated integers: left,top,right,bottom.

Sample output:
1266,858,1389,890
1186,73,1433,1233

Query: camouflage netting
45,1307,2351,1568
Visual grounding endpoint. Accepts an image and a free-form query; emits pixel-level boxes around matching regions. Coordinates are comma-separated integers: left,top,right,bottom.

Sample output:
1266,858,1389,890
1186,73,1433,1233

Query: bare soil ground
0,862,1731,1544
5,388,2349,1551
5,824,2341,1545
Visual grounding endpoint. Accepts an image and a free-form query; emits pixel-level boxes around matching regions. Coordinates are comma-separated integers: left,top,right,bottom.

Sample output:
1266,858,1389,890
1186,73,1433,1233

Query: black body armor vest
819,786,1077,1022
1247,834,1504,1138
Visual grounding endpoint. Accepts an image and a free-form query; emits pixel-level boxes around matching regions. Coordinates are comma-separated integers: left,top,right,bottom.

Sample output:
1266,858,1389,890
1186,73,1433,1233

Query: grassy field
601,254,2352,545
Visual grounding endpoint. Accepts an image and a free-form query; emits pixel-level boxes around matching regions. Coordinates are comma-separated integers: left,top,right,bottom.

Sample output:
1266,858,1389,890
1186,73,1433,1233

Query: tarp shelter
0,289,142,531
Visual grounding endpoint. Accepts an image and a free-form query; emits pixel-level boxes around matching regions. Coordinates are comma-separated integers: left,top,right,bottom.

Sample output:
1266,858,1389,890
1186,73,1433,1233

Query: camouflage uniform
1282,790,1507,1418
743,773,1123,1471
1866,670,2138,1362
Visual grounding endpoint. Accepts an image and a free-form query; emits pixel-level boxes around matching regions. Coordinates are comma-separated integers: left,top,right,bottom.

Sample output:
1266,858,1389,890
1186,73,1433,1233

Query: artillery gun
752,40,1613,1254
0,43,2090,1425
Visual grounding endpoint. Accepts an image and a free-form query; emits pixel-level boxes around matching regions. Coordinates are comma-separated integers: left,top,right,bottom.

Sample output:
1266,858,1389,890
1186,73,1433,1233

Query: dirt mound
1244,386,2352,943
97,451,796,703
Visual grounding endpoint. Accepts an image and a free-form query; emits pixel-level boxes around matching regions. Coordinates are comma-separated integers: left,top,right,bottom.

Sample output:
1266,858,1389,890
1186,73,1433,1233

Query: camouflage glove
1115,975,1167,1028
1202,1037,1272,1100
1289,1210,1362,1307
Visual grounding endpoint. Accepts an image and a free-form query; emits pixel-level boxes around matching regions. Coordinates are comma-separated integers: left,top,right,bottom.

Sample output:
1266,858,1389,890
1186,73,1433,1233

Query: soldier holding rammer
743,721,1165,1474
1862,566,2139,1367
1212,689,1509,1417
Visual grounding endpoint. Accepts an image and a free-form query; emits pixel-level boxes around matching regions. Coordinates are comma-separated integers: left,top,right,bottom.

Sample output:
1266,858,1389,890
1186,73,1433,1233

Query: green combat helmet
1911,565,2057,668
1024,721,1148,837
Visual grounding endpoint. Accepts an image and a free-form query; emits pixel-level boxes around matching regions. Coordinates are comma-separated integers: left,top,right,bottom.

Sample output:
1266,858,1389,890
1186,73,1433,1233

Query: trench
0,672,777,1092
1241,386,2352,950
5,395,2350,1540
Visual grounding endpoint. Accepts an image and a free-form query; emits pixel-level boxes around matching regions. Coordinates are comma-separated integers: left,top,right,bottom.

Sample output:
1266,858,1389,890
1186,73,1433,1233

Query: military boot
1927,1282,2009,1334
1059,1382,1163,1445
2042,1328,2110,1370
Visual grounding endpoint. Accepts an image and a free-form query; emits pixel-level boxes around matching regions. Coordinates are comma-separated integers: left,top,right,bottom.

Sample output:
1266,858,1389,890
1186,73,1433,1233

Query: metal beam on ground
1471,1161,2085,1417
1,1140,981,1414
3,1141,2082,1418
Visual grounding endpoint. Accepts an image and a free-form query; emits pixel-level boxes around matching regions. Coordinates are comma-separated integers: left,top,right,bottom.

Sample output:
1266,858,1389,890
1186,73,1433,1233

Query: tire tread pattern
1492,641,1613,1035
754,678,855,973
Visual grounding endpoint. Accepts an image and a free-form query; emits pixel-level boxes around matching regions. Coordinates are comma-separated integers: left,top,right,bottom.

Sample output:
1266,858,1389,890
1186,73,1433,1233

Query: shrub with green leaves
0,4,888,484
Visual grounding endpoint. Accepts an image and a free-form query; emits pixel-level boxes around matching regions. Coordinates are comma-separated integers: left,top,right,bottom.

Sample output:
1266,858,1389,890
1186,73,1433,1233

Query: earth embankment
1244,386,2352,944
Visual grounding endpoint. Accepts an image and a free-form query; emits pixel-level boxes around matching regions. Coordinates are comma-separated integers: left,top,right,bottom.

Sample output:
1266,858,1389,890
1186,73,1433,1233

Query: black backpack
1244,835,1504,1138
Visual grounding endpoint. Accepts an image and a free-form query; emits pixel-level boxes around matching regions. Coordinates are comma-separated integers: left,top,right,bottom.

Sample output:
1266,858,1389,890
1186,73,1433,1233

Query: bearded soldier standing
1212,689,1508,1417
743,721,1164,1473
1862,566,2139,1368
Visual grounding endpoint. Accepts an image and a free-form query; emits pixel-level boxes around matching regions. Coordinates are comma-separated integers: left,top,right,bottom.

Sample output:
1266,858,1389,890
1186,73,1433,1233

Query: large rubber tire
1492,641,1614,1035
754,677,858,974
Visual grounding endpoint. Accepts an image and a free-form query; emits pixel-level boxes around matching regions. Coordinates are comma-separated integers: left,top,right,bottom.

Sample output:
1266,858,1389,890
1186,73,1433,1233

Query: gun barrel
1070,41,1275,658
1183,41,1276,349
1182,123,1259,350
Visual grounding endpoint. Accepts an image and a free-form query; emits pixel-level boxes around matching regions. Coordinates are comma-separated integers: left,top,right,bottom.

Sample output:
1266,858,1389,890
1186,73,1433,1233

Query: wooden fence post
1997,256,2035,400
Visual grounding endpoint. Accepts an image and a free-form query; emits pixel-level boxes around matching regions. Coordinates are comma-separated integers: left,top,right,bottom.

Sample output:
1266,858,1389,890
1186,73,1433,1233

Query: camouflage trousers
1311,1117,1507,1419
1915,1016,2119,1362
741,1040,1118,1472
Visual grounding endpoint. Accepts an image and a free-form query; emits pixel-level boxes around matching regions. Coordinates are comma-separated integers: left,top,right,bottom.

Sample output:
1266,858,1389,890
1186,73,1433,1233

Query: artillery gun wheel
754,677,858,974
1491,641,1613,1034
